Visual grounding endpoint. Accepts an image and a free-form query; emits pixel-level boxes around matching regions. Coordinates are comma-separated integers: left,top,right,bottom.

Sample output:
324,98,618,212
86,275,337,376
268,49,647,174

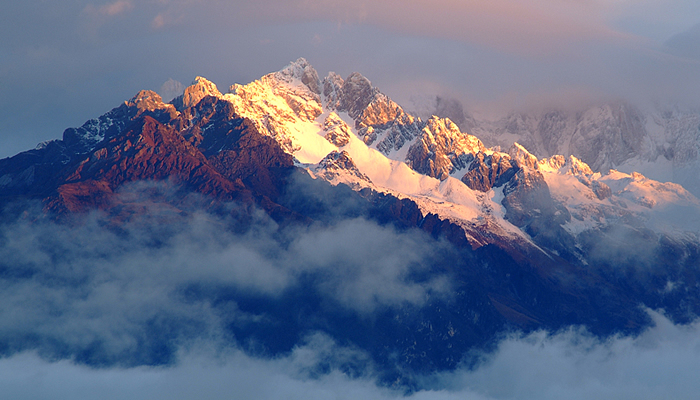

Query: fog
0,182,450,366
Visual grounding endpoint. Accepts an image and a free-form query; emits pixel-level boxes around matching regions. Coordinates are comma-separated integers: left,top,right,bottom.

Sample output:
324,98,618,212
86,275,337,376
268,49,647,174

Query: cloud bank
1,312,699,400
0,180,698,398
0,182,449,367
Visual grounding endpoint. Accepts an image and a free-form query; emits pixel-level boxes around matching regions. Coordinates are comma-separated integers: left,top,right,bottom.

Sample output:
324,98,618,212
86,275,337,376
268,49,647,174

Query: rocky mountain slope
1,58,699,386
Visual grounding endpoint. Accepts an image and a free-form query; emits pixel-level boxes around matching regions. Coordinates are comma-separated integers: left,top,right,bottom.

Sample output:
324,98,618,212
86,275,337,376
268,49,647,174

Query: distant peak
159,78,185,103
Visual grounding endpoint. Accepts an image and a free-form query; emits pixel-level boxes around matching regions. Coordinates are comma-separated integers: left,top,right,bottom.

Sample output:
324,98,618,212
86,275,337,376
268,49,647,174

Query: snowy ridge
176,58,700,249
64,90,178,155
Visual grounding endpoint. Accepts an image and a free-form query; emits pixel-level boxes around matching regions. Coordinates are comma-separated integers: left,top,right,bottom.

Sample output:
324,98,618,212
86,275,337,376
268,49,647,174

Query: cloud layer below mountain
2,312,699,400
0,182,698,399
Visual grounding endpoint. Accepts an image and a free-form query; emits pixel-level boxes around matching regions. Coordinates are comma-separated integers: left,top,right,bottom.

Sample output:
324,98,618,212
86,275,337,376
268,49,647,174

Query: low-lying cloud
0,185,448,366
1,311,698,400
0,180,698,397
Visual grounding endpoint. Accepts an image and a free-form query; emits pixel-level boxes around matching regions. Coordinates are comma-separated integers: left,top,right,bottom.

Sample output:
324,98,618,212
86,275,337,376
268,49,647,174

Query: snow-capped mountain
1,58,699,385
177,58,700,251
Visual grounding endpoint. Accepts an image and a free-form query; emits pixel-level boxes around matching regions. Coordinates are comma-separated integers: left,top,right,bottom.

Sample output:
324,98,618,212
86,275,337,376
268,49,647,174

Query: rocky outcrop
461,152,519,192
172,76,222,111
322,72,344,110
322,112,352,147
406,117,486,180
508,142,539,169
337,72,379,122
313,150,371,184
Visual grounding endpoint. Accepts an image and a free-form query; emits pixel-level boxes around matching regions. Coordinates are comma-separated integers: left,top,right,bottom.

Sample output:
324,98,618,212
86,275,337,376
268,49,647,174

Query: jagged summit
17,57,698,244
173,76,222,110
273,57,321,95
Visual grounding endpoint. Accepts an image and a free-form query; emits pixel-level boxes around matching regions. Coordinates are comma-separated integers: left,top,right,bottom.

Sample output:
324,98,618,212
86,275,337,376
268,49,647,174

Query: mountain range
1,58,699,388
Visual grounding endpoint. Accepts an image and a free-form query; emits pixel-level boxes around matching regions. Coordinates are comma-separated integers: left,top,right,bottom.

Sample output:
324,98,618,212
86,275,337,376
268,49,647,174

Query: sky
1,0,700,159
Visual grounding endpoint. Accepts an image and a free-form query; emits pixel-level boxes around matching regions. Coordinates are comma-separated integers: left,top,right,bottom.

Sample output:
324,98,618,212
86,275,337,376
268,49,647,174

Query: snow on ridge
216,58,700,241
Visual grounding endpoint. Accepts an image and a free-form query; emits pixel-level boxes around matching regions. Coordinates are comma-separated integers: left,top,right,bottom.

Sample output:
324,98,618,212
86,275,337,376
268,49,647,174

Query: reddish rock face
0,93,299,222
48,116,249,214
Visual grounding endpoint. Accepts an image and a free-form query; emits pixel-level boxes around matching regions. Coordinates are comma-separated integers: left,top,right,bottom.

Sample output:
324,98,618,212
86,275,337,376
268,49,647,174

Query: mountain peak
273,57,321,94
323,72,344,110
126,90,176,116
508,142,539,169
173,76,222,110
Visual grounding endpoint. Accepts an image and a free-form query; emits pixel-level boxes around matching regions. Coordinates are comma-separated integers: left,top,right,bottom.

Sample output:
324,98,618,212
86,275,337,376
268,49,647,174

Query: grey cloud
434,310,700,400
288,218,450,313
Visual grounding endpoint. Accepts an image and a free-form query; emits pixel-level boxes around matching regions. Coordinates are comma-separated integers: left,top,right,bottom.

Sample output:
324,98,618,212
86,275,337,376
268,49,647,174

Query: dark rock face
502,169,557,226
461,152,519,192
0,93,299,222
337,72,376,121
498,168,579,261
46,116,249,214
